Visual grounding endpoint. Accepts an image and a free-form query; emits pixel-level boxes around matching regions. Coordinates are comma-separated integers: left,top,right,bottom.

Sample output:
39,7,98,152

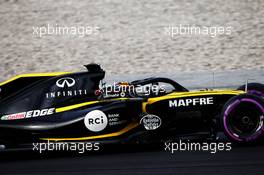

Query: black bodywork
0,64,262,150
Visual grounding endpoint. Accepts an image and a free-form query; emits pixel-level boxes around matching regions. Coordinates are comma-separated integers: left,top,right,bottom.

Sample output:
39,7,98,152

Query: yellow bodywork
43,89,245,141
2,74,245,142
142,89,245,112
41,122,139,141
0,72,70,87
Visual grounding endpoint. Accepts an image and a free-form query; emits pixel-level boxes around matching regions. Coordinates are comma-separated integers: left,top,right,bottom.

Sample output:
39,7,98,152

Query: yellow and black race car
0,64,263,150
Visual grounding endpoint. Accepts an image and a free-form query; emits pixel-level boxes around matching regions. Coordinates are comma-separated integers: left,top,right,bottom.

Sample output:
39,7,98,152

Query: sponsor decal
46,77,88,99
108,113,126,126
56,77,76,88
169,97,214,107
84,110,108,132
140,114,162,130
1,108,55,120
46,89,88,99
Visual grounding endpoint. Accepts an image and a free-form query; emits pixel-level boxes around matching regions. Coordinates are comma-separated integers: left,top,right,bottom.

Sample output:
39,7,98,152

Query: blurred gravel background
0,0,263,82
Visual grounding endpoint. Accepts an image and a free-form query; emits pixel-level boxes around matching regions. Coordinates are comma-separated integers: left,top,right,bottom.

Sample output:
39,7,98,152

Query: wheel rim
224,98,264,141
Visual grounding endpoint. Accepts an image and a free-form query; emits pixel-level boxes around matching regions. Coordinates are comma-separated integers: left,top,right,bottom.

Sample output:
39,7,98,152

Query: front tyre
221,94,264,143
237,83,264,98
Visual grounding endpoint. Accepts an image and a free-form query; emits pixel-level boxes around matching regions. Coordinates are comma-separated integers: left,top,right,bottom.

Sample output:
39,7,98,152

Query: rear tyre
221,94,264,143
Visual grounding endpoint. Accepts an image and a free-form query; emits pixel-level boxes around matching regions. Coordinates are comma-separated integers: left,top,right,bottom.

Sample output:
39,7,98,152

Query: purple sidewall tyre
247,90,264,98
237,83,264,98
222,94,264,143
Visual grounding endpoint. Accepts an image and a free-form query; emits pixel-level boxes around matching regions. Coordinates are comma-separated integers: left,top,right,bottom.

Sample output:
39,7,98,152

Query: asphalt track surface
0,143,264,175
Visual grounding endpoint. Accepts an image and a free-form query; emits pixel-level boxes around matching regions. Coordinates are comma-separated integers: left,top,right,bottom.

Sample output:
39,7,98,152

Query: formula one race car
0,64,263,151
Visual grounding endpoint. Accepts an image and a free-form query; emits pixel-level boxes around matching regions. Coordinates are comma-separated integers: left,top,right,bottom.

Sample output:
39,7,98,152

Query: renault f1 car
0,64,263,150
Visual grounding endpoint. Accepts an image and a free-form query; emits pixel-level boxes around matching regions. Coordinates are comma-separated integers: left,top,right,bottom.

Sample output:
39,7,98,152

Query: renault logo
56,77,76,88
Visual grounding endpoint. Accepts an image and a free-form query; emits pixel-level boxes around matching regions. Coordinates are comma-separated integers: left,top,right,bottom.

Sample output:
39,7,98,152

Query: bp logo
84,110,108,132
